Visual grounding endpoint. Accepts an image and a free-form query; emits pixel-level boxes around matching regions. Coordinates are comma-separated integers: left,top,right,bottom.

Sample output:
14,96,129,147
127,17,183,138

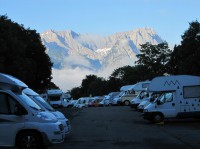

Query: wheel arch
15,129,43,146
123,100,130,106
152,112,164,123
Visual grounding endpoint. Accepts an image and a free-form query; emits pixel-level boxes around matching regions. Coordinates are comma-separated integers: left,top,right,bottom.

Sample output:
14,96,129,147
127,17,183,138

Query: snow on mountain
41,27,163,72
40,28,164,90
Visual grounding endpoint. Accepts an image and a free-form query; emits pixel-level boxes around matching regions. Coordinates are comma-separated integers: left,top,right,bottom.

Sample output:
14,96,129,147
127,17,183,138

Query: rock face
40,28,163,72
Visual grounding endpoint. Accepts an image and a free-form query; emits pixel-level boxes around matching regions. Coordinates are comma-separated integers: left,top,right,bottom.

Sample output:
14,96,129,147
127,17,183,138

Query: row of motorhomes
0,73,71,148
40,89,72,108
74,81,151,108
131,75,200,123
75,75,200,123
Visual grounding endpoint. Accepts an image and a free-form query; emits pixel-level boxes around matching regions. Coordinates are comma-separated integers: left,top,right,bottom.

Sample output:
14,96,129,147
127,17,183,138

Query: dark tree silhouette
168,20,200,75
0,15,53,93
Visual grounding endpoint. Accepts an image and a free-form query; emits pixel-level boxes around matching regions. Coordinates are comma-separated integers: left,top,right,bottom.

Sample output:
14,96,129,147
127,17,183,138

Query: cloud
51,64,118,92
62,55,92,68
52,67,94,92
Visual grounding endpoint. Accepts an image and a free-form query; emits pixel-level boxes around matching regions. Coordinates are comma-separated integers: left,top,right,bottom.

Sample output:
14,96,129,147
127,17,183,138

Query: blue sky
0,0,200,46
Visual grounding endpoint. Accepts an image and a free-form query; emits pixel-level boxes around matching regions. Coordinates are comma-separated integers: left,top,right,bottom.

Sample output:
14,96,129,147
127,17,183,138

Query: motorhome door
156,92,177,118
0,92,25,146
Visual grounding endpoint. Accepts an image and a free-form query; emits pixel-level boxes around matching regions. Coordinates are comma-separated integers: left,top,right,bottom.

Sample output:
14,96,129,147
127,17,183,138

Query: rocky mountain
40,28,163,73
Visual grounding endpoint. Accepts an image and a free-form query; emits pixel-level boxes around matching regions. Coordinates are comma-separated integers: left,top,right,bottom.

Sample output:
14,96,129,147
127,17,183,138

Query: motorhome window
0,92,22,114
159,92,173,103
151,93,161,101
48,95,61,101
128,90,135,94
140,91,149,99
118,92,124,97
0,93,9,114
142,83,149,88
33,96,55,111
183,86,200,98
17,93,43,111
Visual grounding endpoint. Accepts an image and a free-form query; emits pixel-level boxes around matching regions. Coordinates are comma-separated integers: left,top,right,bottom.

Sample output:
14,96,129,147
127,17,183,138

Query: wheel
153,113,164,123
124,100,130,106
17,132,42,149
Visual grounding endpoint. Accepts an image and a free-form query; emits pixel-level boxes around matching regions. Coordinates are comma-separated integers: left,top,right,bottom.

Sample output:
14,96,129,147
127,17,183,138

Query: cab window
0,92,21,114
159,92,173,104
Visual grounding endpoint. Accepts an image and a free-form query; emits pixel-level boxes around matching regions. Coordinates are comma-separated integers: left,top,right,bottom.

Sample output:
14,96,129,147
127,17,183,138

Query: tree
81,75,98,96
106,76,122,93
110,65,151,86
136,42,172,77
0,15,53,92
168,20,200,75
87,77,107,96
71,87,83,99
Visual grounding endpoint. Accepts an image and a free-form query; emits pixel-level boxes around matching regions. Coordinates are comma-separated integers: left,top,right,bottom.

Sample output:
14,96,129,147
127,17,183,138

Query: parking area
49,106,200,149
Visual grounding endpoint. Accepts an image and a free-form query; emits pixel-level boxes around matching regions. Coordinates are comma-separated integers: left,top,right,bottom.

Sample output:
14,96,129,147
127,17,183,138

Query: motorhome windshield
118,92,125,97
157,92,173,104
16,93,44,111
138,91,149,99
150,92,161,102
33,96,55,111
48,95,61,101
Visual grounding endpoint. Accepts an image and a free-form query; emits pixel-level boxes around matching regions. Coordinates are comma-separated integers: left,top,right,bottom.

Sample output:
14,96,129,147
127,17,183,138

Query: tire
153,113,164,123
124,100,130,106
17,131,42,149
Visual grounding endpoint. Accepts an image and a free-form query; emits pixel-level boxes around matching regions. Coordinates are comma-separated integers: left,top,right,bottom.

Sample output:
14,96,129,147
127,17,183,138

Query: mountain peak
40,28,164,71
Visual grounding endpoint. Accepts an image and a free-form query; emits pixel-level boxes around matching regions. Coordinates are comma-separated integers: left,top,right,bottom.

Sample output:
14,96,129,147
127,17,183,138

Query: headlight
37,113,57,121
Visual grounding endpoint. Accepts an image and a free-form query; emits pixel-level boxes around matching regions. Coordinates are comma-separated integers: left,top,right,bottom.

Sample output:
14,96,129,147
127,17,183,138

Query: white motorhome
117,84,138,106
99,92,120,106
130,80,151,109
47,89,71,108
143,75,200,123
111,91,126,106
23,88,71,137
0,73,65,148
137,92,161,112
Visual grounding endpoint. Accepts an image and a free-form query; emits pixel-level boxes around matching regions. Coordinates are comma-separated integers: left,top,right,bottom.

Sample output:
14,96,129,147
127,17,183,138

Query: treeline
0,15,58,93
71,21,200,99
0,15,199,97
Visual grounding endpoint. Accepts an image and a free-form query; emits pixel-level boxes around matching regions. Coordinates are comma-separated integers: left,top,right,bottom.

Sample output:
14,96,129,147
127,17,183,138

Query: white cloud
62,55,92,68
51,65,116,92
51,57,137,92
52,67,94,92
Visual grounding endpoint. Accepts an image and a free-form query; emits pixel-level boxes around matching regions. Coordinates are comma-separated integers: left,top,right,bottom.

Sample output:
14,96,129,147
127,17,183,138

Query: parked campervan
47,89,71,108
23,88,71,137
137,92,160,112
74,97,92,108
99,92,120,106
130,81,151,108
143,75,200,123
117,84,138,106
0,73,64,148
112,91,126,106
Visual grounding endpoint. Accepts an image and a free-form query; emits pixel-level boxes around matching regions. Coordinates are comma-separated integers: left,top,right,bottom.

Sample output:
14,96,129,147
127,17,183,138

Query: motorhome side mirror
14,104,27,115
